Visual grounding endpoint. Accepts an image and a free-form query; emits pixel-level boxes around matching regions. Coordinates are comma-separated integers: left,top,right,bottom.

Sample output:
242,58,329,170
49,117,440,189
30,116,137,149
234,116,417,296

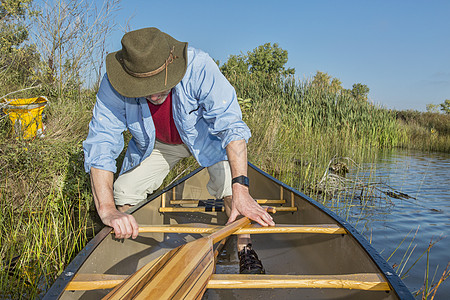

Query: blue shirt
83,47,251,175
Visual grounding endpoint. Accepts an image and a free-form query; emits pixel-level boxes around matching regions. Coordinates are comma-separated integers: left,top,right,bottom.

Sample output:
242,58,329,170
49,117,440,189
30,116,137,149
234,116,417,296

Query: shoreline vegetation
1,72,449,298
1,1,449,298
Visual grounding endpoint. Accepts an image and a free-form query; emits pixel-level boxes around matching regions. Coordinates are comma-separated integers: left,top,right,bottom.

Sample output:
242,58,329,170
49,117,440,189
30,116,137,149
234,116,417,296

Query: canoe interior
57,165,404,300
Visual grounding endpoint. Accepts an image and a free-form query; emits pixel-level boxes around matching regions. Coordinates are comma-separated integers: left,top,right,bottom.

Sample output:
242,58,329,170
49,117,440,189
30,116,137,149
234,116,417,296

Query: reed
0,179,94,297
0,95,96,298
0,43,448,298
227,73,406,197
396,110,450,153
386,230,449,299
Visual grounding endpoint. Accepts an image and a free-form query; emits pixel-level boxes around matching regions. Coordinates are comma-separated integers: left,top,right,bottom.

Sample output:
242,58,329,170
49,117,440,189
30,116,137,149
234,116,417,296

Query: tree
0,0,38,89
312,71,332,89
219,53,248,75
32,0,122,98
220,43,294,77
311,71,344,94
351,83,370,101
246,43,295,76
330,78,343,94
426,103,440,113
0,0,33,52
440,99,450,115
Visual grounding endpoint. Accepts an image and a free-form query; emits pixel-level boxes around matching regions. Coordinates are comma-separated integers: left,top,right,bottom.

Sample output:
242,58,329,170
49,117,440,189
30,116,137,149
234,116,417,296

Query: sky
101,0,450,111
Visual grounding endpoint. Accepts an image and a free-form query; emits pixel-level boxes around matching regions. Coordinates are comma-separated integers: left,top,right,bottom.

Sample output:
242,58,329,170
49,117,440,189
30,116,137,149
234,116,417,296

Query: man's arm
90,167,139,239
225,140,275,227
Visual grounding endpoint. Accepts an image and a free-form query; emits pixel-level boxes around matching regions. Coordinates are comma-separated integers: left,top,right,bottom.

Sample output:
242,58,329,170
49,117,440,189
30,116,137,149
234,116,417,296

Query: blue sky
104,0,449,111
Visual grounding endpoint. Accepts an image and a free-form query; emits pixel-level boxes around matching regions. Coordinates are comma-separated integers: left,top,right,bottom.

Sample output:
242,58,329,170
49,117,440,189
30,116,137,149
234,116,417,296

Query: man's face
146,89,171,105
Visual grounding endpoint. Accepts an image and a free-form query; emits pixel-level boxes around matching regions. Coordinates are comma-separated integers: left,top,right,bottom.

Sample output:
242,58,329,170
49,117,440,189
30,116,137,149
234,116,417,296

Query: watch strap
232,175,249,187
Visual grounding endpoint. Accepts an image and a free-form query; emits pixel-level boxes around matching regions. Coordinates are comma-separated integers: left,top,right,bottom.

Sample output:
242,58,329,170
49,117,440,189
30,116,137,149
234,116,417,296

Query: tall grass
0,63,448,298
228,73,407,197
0,95,96,298
0,187,93,297
396,110,450,153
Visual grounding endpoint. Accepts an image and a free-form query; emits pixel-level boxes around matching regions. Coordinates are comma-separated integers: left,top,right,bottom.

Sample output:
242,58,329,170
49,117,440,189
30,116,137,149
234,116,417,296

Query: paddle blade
103,238,214,300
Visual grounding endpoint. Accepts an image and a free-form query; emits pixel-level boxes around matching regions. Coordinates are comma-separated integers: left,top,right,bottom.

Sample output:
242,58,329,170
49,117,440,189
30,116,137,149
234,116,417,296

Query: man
83,27,274,274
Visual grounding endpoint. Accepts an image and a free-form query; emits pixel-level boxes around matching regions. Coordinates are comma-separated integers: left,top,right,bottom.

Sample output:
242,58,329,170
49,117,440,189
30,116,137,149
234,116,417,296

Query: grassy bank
0,71,449,298
0,94,97,297
229,73,407,193
396,110,450,153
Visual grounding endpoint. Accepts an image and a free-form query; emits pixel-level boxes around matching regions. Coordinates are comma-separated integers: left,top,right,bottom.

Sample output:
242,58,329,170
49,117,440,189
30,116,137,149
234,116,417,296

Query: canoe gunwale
43,226,112,299
246,163,414,300
43,163,414,300
43,166,206,299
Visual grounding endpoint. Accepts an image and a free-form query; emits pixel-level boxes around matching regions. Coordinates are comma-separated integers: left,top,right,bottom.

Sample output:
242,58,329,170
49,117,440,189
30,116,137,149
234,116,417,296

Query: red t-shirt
147,91,183,144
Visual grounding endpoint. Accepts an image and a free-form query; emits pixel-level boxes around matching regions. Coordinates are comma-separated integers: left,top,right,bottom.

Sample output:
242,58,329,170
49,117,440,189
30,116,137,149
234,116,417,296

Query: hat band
120,46,178,86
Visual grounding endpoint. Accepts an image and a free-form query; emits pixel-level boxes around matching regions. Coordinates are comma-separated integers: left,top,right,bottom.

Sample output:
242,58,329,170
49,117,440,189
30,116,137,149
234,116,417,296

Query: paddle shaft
103,217,250,299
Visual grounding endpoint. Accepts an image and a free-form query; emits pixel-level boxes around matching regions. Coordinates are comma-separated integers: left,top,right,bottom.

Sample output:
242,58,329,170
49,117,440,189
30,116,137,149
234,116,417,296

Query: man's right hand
90,167,139,239
99,207,139,239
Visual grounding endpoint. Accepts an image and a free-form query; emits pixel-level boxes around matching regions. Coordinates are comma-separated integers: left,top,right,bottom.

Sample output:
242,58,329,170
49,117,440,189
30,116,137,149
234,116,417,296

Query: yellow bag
2,96,48,139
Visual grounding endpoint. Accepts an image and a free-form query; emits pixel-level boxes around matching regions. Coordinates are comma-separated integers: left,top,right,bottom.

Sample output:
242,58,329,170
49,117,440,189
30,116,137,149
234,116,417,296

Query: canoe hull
45,163,413,300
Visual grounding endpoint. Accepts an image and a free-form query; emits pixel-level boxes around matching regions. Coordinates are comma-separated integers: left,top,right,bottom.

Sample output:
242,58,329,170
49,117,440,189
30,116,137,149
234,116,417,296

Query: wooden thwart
133,224,346,235
159,207,297,213
208,274,391,291
67,273,390,291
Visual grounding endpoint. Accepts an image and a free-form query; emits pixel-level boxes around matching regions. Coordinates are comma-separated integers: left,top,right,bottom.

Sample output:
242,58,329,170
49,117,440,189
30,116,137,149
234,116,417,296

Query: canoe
44,163,414,299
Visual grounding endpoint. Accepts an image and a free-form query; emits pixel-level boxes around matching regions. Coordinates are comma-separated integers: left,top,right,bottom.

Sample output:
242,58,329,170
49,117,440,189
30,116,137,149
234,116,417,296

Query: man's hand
227,184,275,226
99,207,139,239
90,167,139,239
225,140,275,227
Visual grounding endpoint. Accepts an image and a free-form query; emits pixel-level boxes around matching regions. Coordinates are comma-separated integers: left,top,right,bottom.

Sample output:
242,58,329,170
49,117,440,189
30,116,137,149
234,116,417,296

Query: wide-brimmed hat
106,27,188,98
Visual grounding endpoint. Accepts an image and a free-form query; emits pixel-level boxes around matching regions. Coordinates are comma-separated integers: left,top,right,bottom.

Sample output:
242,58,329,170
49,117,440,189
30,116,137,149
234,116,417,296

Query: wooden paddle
103,216,253,300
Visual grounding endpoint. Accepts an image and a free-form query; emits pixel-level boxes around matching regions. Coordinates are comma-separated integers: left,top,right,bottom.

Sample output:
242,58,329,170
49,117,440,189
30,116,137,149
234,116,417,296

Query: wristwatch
232,175,249,187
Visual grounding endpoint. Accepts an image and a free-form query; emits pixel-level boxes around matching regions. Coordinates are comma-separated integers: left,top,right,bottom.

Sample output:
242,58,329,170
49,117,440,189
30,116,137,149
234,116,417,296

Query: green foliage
220,53,248,75
0,4,121,295
330,78,343,94
0,0,38,91
0,94,97,298
311,71,370,102
247,43,295,75
426,103,440,113
440,99,450,115
395,109,450,152
0,0,33,51
351,83,370,101
237,97,252,110
220,42,294,77
312,71,333,89
222,71,407,196
396,110,450,135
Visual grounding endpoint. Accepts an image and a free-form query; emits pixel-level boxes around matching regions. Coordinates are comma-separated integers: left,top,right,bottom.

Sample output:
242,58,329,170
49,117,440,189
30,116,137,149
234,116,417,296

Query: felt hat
106,27,188,98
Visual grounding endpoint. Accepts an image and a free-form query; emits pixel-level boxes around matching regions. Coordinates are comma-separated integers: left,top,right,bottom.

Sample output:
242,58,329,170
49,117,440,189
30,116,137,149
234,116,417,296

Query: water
337,149,449,298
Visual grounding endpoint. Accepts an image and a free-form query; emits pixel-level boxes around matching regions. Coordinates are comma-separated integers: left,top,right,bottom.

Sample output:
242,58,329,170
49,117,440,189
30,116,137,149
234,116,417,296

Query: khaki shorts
113,140,232,206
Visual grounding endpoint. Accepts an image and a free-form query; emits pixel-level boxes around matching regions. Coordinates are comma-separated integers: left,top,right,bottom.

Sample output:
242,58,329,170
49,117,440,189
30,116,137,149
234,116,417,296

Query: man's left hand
226,184,275,226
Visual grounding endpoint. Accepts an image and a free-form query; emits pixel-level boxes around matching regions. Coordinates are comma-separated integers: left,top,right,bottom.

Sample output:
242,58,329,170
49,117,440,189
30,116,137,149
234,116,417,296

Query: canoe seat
159,182,299,213
159,198,297,213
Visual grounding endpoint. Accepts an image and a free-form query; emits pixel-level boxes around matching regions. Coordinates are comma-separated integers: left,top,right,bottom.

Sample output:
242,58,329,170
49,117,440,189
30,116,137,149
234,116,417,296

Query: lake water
334,149,449,298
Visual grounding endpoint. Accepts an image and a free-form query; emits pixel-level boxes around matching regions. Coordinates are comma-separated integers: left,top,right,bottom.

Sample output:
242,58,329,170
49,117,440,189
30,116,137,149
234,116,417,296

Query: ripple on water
345,149,449,298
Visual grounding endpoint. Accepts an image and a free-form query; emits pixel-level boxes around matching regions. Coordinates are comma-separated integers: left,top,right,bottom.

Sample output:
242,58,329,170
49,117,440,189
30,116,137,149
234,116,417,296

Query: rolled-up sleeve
83,76,127,173
189,52,251,148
